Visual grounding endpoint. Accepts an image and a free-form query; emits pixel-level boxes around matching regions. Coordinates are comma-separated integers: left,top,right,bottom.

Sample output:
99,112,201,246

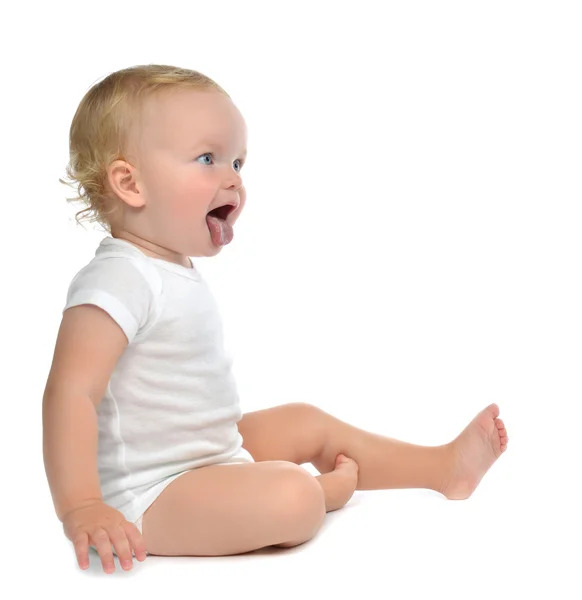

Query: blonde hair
59,64,229,233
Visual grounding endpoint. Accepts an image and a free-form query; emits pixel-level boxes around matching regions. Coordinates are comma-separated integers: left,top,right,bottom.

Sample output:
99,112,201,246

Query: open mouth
207,204,235,220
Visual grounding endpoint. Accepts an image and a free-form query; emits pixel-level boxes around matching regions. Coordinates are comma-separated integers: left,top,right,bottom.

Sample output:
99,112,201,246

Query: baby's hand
62,500,147,573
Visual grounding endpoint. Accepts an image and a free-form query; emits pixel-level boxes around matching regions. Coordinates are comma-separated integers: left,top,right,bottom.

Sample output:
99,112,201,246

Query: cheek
161,167,213,221
170,187,206,220
172,199,198,219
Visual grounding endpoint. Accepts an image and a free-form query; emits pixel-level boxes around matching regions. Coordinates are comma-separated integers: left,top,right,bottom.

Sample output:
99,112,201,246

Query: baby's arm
42,303,128,520
42,303,148,572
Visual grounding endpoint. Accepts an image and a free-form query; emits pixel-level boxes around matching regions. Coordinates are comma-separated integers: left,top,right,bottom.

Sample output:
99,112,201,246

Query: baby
42,64,509,575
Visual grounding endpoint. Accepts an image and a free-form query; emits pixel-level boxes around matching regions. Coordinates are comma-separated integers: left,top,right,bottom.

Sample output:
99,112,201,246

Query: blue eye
198,153,213,166
197,153,243,172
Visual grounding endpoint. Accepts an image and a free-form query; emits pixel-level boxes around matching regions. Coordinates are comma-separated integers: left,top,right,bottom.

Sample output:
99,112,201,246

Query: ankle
435,443,455,495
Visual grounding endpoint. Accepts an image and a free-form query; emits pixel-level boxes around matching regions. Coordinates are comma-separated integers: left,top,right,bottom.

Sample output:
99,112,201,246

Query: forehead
140,88,247,149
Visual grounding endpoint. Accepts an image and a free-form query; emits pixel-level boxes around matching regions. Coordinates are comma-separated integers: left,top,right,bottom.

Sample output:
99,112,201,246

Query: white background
1,0,580,597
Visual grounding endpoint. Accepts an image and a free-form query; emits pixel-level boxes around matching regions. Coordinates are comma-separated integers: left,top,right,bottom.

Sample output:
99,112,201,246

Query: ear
107,160,145,208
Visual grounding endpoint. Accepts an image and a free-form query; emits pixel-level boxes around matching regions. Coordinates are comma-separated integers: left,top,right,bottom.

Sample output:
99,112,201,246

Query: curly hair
59,64,229,233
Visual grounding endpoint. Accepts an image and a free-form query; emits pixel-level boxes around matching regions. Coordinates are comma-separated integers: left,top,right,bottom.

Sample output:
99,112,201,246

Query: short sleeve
63,256,157,344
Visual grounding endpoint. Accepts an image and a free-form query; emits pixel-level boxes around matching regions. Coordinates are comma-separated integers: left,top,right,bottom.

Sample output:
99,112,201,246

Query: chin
191,244,223,258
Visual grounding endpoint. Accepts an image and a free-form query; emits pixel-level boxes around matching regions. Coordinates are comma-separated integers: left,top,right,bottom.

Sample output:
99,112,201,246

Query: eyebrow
193,140,247,158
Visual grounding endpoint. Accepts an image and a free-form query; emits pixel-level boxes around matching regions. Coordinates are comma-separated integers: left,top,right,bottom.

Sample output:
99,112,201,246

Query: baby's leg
238,402,508,499
140,460,326,556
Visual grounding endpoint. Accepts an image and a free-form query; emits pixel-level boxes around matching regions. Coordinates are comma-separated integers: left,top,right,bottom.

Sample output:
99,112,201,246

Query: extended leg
239,402,448,492
238,402,508,499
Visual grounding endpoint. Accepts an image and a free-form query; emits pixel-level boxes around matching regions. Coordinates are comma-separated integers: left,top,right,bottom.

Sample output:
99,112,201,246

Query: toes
335,454,359,475
336,454,354,466
496,418,505,429
487,403,500,419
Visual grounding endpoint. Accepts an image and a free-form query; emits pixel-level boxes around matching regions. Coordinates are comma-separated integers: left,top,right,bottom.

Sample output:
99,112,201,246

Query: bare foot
315,454,359,512
441,403,509,500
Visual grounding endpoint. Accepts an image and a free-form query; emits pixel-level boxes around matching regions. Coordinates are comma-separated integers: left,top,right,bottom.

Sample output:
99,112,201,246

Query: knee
286,402,327,433
287,401,323,418
278,464,326,542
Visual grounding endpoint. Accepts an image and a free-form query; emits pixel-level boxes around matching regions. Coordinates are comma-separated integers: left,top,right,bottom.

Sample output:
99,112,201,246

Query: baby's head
61,64,248,260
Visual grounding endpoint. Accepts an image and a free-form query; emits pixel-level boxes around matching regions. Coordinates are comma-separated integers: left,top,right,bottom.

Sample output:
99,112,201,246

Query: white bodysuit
62,235,254,530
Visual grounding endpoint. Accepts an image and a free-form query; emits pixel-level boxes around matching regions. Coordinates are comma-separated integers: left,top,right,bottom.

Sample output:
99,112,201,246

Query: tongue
206,214,234,246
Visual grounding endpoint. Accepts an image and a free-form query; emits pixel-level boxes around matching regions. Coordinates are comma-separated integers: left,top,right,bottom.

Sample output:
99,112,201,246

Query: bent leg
238,402,451,493
238,402,508,498
141,460,326,556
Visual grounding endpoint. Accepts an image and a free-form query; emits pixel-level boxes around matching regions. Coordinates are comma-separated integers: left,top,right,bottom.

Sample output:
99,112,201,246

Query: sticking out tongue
206,214,234,246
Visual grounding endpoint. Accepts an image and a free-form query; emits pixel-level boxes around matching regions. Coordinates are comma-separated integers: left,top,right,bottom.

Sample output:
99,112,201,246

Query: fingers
92,528,117,573
82,523,147,573
72,521,147,573
108,525,135,571
122,521,148,562
73,531,91,570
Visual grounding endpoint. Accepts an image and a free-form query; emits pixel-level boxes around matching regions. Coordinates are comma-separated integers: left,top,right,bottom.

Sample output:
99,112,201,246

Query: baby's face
119,88,248,258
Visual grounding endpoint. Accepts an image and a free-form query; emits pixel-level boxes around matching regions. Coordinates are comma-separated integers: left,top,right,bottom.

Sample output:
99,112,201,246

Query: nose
226,167,243,191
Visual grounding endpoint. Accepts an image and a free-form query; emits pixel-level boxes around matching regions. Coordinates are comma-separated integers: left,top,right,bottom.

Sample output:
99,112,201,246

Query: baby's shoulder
69,251,163,298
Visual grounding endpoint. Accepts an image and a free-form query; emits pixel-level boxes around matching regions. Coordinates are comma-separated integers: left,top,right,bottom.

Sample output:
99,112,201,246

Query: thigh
238,402,328,465
141,460,326,556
